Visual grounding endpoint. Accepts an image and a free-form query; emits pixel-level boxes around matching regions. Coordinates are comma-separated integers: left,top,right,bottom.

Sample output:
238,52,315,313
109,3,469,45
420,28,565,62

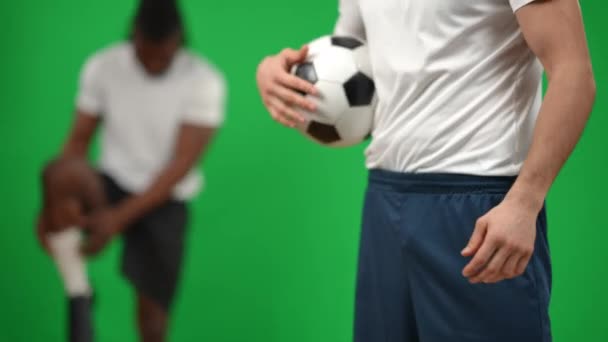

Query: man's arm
36,112,99,251
82,124,216,255
62,112,100,159
117,124,215,223
509,0,595,209
37,51,103,253
462,0,595,283
64,53,105,158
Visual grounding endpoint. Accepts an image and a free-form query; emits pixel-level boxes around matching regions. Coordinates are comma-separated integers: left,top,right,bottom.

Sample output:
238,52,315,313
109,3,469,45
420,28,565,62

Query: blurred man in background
37,0,226,340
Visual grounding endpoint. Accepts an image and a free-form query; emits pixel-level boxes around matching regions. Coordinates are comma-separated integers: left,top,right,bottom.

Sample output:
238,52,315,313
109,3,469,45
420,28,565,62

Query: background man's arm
82,124,215,255
62,112,99,159
116,124,215,223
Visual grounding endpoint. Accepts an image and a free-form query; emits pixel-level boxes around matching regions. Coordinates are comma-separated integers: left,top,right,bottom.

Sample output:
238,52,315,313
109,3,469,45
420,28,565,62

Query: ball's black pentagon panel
307,121,341,144
344,72,375,107
295,62,318,84
331,36,363,50
294,62,318,96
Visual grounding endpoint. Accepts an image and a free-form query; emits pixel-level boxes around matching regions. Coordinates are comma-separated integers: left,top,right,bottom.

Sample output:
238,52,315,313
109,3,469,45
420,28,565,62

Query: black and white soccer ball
292,35,376,147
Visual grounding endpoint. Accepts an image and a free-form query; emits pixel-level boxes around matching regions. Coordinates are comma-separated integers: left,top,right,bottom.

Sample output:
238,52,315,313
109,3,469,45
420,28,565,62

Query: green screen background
0,1,605,341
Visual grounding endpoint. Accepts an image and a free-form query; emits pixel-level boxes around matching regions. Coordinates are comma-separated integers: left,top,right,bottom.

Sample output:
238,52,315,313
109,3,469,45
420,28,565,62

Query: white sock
47,228,91,297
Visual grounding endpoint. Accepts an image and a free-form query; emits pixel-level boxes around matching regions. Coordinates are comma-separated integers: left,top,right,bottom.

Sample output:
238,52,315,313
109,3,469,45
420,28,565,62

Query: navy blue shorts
354,170,551,342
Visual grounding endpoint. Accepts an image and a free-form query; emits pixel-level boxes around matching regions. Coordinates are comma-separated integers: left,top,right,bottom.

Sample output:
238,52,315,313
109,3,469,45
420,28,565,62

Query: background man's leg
137,292,168,342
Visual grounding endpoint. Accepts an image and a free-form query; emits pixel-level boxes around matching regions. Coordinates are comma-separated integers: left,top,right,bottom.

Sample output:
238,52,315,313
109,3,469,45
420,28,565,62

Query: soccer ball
292,36,376,147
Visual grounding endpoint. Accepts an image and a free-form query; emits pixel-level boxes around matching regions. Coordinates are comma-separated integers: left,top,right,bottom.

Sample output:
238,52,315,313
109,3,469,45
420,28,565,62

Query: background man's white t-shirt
335,0,542,176
77,42,226,200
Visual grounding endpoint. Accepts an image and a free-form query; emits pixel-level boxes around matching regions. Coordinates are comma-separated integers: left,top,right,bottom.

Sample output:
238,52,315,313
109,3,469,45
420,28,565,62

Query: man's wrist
505,179,547,213
114,198,142,226
115,192,158,226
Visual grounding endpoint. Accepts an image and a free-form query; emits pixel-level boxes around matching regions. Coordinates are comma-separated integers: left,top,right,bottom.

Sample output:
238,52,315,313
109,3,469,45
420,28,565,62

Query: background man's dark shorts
101,174,188,312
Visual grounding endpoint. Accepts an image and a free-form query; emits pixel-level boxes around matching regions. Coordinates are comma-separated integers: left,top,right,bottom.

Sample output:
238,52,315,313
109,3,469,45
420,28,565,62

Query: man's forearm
106,125,214,227
62,141,89,159
507,63,596,210
116,157,197,225
61,112,99,159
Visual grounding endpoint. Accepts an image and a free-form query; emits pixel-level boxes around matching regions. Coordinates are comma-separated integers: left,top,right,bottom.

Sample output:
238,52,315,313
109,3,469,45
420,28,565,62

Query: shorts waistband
368,169,516,194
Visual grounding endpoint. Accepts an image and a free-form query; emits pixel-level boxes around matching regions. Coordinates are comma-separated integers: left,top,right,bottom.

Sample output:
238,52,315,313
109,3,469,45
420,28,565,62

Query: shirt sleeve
75,56,105,115
181,68,227,127
509,0,539,12
334,0,366,41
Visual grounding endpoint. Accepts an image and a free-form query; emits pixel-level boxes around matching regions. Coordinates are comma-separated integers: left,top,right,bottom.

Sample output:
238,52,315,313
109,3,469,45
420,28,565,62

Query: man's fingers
503,254,520,279
80,215,95,231
276,73,318,96
81,238,96,256
36,217,51,254
283,46,309,65
270,85,316,112
41,235,51,254
515,252,533,276
81,233,107,257
268,97,305,125
297,45,309,61
462,235,497,278
37,229,51,254
269,106,293,128
268,104,297,128
82,242,103,256
462,218,488,257
470,246,510,284
75,215,88,229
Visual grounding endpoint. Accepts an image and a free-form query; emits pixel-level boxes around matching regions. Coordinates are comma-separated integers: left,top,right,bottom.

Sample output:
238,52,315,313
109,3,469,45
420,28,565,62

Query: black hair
134,0,184,43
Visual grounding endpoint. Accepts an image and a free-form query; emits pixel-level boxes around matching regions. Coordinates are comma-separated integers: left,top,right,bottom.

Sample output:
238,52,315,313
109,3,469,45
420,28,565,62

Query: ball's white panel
304,80,349,124
334,104,374,147
352,45,373,79
306,36,332,61
313,48,358,83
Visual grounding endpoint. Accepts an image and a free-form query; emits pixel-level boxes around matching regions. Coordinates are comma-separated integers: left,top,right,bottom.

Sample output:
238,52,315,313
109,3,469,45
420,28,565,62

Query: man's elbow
552,61,596,110
578,61,595,101
580,64,597,121
587,68,597,108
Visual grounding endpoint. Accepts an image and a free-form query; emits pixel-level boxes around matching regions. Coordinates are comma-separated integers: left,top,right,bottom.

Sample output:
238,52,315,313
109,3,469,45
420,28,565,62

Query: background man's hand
82,208,129,256
36,212,51,254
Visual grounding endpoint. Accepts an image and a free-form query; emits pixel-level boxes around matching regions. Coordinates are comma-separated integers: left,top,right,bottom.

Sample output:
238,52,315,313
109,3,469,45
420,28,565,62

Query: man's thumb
284,45,309,65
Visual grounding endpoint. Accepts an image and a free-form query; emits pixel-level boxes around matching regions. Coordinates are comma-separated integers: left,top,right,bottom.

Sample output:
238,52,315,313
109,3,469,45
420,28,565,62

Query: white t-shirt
76,42,226,200
335,0,543,176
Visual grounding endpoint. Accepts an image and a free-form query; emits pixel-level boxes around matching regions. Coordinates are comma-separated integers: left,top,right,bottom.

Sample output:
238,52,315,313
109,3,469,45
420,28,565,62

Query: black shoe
68,295,94,342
